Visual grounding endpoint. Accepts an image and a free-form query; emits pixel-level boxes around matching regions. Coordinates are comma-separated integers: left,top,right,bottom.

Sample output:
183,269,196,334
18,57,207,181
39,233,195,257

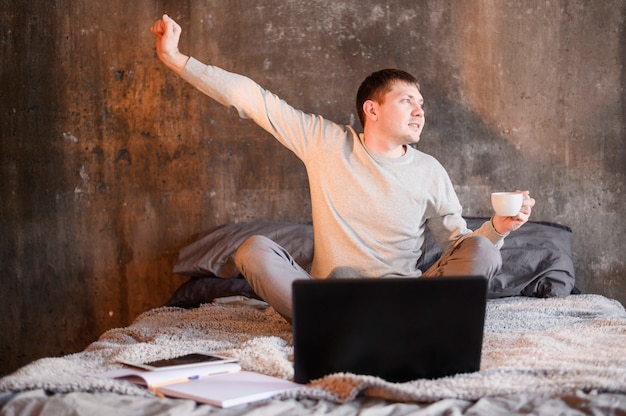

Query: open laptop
292,276,488,384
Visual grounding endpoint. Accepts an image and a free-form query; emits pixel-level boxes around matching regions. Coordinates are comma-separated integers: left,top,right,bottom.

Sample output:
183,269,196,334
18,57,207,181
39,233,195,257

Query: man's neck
362,134,407,158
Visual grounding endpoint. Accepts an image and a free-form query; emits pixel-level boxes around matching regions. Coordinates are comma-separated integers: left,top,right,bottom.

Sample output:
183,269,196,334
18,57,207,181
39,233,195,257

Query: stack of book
96,353,301,408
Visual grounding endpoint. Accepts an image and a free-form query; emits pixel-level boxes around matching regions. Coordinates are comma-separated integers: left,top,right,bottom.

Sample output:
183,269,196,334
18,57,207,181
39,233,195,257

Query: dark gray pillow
164,276,261,308
490,220,575,298
173,221,314,278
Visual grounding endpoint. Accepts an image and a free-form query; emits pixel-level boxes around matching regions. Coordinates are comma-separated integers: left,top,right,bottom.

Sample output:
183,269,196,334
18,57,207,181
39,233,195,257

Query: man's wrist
491,216,509,236
161,50,189,75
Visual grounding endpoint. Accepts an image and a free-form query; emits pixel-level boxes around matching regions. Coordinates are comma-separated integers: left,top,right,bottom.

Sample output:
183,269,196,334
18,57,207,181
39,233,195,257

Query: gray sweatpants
235,235,502,321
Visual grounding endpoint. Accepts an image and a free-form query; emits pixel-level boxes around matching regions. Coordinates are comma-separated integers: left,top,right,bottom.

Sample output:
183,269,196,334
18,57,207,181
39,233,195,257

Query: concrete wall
1,0,624,375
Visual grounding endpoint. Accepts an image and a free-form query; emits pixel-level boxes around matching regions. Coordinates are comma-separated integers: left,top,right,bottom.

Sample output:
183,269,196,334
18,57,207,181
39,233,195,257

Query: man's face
375,81,425,146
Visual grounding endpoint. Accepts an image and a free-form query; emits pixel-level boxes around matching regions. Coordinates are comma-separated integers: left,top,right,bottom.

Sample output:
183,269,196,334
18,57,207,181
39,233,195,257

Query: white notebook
157,370,301,408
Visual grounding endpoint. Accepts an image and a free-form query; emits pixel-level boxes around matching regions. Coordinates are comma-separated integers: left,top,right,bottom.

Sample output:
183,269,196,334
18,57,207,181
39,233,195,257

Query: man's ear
362,100,378,122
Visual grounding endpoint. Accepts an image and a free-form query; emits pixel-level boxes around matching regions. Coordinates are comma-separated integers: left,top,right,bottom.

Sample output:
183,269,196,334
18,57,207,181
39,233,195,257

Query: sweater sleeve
179,57,342,160
429,216,506,253
472,218,507,248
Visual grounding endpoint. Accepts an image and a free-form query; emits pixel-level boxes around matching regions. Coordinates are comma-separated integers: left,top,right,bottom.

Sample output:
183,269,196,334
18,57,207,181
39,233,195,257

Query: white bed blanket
1,294,625,406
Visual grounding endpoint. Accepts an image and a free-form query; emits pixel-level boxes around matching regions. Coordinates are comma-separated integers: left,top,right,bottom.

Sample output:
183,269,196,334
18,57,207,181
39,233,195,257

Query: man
151,14,535,320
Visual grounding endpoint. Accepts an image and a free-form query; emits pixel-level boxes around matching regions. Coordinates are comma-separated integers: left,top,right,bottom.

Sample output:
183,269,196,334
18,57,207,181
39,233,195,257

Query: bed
1,219,625,415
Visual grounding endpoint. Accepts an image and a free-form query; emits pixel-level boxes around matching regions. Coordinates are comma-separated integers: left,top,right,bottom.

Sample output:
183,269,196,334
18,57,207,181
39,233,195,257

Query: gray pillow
173,221,314,278
486,220,575,298
164,276,261,308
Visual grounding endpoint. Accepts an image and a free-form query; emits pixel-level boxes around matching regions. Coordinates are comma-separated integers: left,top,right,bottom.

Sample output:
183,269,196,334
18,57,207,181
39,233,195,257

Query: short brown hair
356,69,420,128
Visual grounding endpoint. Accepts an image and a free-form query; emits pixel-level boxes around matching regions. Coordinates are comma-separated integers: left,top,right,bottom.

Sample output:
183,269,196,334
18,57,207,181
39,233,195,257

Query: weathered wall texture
1,0,624,375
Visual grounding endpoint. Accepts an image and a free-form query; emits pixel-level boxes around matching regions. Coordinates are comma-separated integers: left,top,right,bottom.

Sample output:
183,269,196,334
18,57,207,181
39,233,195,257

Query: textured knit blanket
1,294,625,404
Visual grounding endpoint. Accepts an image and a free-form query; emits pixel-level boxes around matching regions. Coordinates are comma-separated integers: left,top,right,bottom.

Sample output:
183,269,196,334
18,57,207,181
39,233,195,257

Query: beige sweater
181,58,505,279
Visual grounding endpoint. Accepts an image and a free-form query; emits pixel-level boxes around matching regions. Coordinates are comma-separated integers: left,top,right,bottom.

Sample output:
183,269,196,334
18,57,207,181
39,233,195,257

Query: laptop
292,276,488,384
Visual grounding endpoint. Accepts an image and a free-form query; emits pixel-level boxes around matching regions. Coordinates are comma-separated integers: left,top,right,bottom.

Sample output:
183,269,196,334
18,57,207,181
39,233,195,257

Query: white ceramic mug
491,192,523,216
